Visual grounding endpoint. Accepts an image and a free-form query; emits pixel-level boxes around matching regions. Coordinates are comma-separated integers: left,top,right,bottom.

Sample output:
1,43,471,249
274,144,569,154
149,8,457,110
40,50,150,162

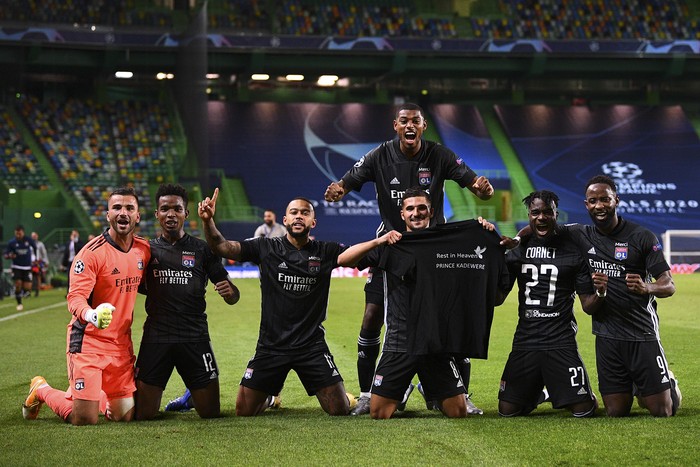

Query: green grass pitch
1,274,699,465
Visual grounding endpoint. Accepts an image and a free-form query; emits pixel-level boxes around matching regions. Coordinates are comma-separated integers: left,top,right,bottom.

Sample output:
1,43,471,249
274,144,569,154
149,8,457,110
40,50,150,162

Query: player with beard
337,187,508,418
135,184,239,420
22,187,150,425
510,176,681,417
197,189,399,416
574,175,680,417
325,103,494,415
498,190,598,418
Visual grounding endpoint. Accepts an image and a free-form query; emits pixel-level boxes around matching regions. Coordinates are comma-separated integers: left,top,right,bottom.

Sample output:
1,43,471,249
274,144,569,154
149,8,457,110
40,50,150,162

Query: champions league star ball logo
73,259,85,274
602,161,643,180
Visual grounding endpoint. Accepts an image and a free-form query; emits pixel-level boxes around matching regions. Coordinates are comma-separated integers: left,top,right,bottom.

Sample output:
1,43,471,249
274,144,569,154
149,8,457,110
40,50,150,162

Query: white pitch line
0,301,67,322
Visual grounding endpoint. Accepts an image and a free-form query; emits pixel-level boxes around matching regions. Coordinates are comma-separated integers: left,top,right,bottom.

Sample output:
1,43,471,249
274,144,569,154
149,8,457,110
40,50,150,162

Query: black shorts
135,341,219,390
240,346,343,396
595,337,672,397
498,347,595,409
372,351,466,402
12,268,32,283
364,267,384,306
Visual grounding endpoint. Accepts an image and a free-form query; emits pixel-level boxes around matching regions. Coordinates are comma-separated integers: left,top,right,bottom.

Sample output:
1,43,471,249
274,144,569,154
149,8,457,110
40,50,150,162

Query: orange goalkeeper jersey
66,232,150,356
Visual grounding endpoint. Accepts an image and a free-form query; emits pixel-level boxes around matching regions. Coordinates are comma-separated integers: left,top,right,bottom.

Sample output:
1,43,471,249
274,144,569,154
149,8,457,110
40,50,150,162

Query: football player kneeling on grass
22,187,150,425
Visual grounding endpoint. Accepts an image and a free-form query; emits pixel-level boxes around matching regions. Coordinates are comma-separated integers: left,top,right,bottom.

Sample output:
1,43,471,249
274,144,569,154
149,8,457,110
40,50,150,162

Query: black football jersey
564,219,671,341
141,234,229,343
239,236,347,353
505,231,593,350
341,138,477,233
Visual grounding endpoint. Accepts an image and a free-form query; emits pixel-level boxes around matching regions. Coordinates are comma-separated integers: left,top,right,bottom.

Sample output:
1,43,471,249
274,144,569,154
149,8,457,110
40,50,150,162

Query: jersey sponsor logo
474,246,486,259
244,368,253,379
653,242,663,251
614,246,628,261
390,177,400,185
588,247,596,255
73,259,85,274
588,258,625,277
151,257,159,265
182,253,195,268
278,261,288,269
418,168,431,186
75,378,85,391
278,273,317,292
111,268,120,275
373,374,383,387
525,309,561,318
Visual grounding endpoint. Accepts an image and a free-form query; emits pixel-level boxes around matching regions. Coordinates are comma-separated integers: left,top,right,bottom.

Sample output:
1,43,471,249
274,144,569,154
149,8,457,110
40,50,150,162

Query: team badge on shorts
73,260,85,274
614,247,628,260
75,378,85,391
182,254,195,268
244,368,254,380
373,374,384,387
499,380,506,392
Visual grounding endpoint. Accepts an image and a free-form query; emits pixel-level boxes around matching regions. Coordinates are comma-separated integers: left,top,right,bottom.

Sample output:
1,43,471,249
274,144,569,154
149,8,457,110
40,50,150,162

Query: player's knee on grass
641,390,673,417
369,396,398,419
70,399,101,425
602,393,633,417
316,383,350,416
438,394,467,418
235,386,270,416
498,400,526,417
135,381,163,420
105,396,135,422
191,383,221,418
570,400,597,418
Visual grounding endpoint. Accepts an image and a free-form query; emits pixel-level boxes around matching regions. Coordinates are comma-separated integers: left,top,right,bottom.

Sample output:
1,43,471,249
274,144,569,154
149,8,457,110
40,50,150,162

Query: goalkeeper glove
83,303,115,329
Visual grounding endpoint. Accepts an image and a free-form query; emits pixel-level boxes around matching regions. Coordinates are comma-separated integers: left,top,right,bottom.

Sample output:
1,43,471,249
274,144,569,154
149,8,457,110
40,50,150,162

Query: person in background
4,225,36,311
253,209,286,238
61,229,84,293
31,231,49,296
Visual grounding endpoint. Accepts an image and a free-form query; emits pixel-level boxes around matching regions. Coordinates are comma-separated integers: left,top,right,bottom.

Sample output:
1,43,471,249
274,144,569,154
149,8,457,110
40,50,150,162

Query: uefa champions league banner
495,105,700,235
2,26,700,56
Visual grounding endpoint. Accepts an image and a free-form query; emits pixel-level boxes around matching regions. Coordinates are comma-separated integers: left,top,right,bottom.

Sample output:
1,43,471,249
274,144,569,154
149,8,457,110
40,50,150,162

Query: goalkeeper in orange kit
22,187,150,425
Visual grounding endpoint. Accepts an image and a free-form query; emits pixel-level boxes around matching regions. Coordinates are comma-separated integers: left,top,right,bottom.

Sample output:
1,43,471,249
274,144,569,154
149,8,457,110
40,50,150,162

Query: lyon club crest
182,254,195,268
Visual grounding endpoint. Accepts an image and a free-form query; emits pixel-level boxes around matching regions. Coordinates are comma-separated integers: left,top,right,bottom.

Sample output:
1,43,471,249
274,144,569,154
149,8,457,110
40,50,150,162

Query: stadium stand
471,0,696,40
0,0,174,28
0,0,455,37
276,0,456,37
15,95,178,236
0,104,51,190
207,0,270,31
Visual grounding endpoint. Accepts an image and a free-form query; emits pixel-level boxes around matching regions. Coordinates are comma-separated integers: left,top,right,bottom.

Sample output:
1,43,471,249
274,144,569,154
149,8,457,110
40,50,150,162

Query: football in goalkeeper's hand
85,303,115,329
